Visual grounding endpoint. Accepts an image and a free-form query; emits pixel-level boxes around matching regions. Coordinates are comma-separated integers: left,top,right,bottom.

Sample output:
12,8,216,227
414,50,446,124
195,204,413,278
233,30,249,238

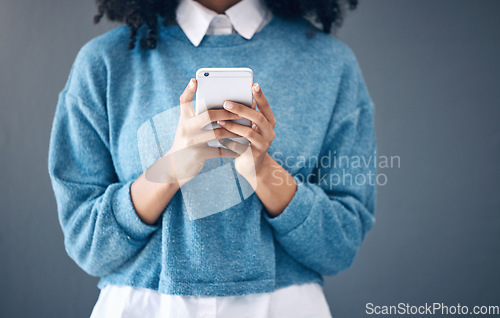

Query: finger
251,122,260,134
219,139,250,155
251,101,259,132
192,109,242,128
252,83,276,128
223,100,273,136
179,78,197,117
190,128,241,146
217,119,266,149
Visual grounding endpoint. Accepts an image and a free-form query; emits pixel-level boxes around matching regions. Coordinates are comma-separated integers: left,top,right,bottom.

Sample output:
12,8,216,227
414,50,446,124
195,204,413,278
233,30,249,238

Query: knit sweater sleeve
48,42,160,277
264,48,377,276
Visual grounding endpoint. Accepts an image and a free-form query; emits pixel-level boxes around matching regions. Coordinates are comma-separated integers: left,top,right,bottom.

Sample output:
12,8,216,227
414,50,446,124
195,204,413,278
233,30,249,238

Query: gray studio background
1,0,499,317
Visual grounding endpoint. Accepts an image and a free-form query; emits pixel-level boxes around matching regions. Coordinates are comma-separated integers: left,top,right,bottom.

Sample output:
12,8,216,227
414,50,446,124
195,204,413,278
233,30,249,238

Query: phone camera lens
204,72,209,77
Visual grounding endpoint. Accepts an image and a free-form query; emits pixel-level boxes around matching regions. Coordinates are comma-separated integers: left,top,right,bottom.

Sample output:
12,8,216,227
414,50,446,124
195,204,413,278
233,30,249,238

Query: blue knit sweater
48,15,376,297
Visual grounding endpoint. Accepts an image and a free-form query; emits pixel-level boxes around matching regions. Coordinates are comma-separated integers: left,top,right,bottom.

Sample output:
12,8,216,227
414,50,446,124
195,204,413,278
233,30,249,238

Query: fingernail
189,79,195,87
253,83,260,92
218,120,226,125
223,101,233,109
252,123,257,130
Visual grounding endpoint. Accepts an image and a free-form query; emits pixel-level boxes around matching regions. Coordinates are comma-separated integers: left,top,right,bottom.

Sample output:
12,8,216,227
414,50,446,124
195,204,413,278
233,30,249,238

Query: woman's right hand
132,78,241,225
145,78,241,187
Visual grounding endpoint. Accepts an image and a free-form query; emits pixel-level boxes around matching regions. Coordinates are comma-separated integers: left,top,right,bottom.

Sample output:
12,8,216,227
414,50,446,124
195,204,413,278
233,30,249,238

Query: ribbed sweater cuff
112,180,160,241
263,177,313,235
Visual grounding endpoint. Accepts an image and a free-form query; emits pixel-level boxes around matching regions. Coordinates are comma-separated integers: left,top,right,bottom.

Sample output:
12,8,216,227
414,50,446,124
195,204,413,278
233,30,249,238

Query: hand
217,83,277,188
145,78,241,187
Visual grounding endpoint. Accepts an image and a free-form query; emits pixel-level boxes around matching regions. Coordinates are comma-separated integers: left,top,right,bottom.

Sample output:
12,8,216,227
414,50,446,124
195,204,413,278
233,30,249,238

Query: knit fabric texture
48,15,377,297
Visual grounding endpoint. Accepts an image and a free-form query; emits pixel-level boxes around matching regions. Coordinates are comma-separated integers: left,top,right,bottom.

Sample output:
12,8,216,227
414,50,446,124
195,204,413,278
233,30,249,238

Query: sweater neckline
160,14,280,48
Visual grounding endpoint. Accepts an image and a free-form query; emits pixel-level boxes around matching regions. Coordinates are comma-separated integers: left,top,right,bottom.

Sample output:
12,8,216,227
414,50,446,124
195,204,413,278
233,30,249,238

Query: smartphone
195,67,253,147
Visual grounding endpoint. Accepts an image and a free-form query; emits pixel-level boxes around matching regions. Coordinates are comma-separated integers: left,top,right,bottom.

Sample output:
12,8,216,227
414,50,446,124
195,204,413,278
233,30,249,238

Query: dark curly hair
93,0,358,50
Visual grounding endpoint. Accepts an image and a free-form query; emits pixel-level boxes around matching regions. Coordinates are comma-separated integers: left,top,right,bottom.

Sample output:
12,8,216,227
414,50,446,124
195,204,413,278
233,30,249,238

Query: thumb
179,78,196,117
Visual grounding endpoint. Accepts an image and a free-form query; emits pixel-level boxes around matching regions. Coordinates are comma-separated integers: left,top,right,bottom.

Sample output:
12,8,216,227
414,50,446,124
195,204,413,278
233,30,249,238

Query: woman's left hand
217,83,276,186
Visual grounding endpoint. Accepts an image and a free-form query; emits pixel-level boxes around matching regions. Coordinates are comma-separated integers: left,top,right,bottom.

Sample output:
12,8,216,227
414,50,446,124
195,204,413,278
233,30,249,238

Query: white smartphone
195,67,253,147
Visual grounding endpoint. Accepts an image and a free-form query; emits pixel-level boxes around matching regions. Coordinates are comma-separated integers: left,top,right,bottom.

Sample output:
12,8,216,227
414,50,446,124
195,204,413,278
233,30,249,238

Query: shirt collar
175,0,270,47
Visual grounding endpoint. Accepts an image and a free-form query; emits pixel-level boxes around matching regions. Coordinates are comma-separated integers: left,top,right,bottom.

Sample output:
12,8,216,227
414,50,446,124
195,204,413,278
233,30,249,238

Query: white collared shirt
176,0,273,46
90,1,332,317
